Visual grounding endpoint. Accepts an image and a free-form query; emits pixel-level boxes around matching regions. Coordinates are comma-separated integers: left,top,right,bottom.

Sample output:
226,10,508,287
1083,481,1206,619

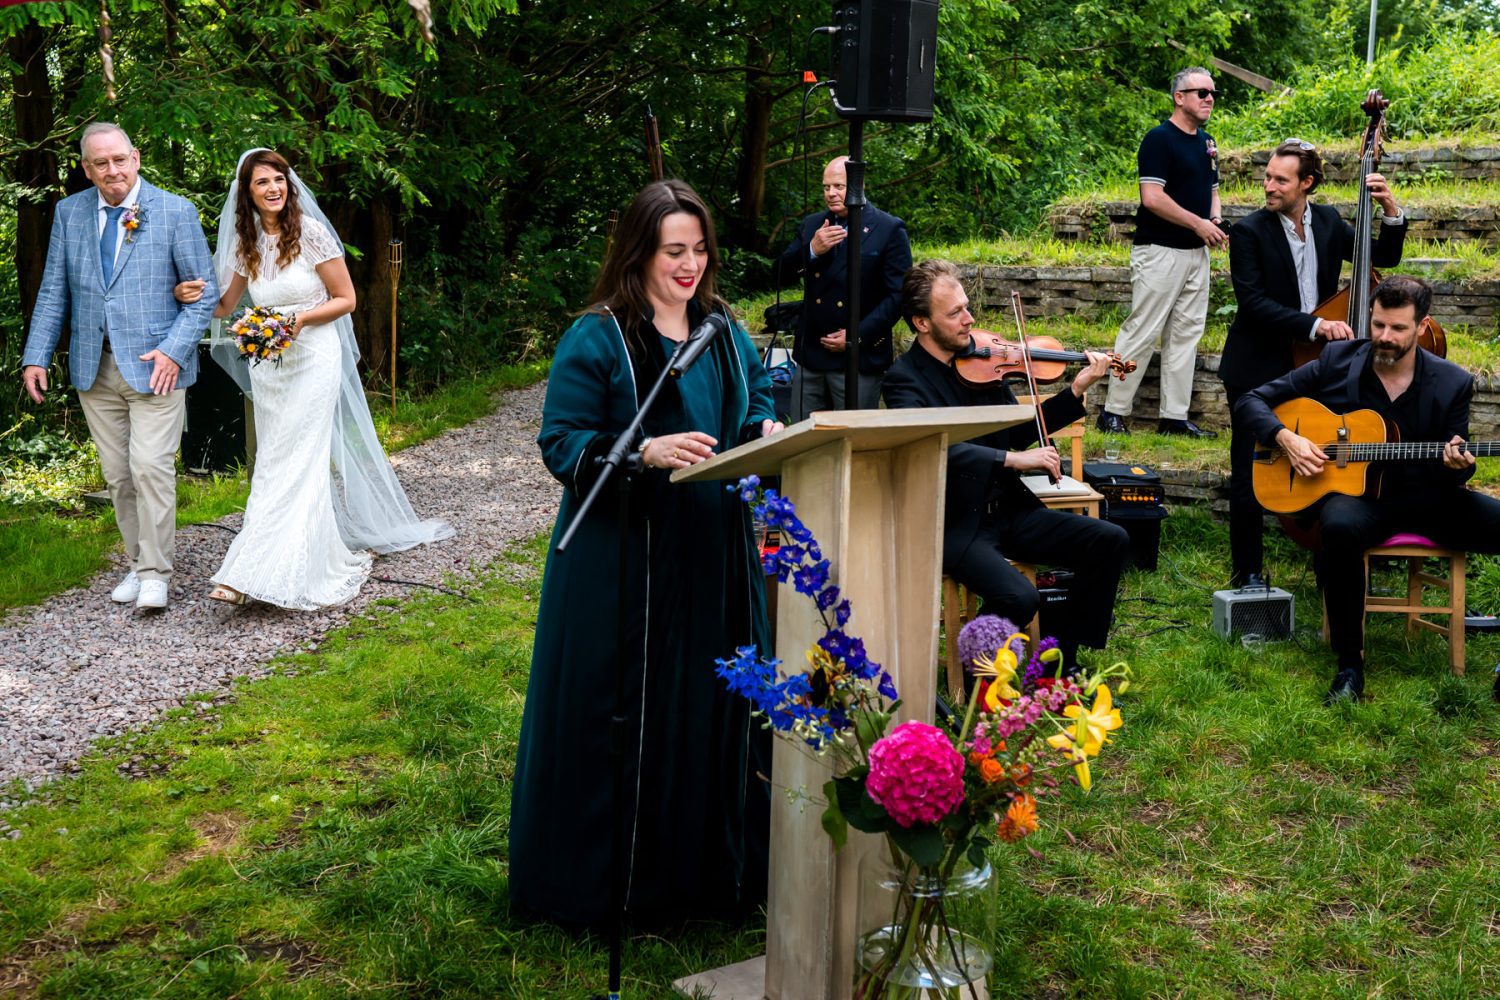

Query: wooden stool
940,569,1038,705
1322,533,1467,676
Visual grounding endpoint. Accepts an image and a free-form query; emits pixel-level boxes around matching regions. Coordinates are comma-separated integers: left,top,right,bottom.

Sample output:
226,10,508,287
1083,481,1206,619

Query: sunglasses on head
1281,137,1316,151
1179,88,1218,99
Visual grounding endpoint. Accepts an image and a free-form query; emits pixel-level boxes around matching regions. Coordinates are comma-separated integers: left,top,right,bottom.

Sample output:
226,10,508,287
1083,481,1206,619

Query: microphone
667,312,729,379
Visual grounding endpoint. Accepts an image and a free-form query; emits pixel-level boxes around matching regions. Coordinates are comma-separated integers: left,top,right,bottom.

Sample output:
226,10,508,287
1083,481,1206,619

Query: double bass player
1220,138,1407,589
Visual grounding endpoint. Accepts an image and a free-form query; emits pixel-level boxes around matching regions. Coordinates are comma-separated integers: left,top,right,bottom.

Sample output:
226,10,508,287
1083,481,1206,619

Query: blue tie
100,206,125,285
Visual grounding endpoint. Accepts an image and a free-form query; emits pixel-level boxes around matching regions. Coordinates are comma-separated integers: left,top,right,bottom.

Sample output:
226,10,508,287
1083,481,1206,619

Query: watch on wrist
637,435,653,455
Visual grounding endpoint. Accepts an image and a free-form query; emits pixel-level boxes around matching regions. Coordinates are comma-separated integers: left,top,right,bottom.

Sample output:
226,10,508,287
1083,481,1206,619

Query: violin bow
1010,291,1057,483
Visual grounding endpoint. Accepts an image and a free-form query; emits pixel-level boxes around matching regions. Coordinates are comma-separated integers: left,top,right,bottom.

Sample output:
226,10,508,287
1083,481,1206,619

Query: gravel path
0,382,556,793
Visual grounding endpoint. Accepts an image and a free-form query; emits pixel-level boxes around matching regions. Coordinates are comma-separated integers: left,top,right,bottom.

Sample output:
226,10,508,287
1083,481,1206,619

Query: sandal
208,585,249,606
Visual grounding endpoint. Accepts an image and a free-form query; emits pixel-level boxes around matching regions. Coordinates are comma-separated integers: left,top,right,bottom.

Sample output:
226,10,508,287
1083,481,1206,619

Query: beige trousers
77,351,186,583
1103,243,1210,421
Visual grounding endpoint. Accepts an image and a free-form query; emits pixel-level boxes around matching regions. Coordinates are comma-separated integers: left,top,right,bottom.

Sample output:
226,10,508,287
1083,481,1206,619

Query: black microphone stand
842,120,864,410
556,335,704,1000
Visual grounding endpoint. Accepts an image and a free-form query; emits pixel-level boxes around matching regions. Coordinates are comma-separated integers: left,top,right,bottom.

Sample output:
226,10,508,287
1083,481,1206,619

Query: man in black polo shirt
1238,276,1500,704
1098,66,1227,438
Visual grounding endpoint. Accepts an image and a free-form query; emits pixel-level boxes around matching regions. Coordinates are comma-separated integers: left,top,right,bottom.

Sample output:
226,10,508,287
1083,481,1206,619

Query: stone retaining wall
1048,199,1500,247
1217,145,1500,186
1075,351,1500,440
956,263,1500,331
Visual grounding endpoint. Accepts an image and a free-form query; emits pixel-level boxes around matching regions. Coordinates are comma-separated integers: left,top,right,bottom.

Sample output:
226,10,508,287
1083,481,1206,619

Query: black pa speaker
182,341,247,474
831,0,939,123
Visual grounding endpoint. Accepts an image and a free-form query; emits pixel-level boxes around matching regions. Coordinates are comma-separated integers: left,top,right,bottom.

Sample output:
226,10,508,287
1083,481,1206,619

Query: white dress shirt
1280,201,1404,340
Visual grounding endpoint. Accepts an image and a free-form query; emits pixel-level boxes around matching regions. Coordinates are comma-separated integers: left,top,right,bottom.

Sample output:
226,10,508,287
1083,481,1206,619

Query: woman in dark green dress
509,180,782,927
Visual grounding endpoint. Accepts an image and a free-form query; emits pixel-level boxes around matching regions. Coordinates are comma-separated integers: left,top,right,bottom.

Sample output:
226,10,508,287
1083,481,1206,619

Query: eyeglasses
1281,137,1316,151
1178,88,1219,99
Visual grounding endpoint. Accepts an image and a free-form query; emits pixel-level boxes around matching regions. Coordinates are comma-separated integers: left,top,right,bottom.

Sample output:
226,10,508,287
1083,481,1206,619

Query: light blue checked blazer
23,179,218,393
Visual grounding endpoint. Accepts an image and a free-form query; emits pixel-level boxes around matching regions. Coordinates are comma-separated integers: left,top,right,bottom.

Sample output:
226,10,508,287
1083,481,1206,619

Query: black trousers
949,505,1131,651
1226,384,1265,582
1319,490,1500,668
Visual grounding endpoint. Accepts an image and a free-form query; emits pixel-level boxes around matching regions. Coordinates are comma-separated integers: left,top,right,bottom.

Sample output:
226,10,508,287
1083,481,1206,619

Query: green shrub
1213,34,1500,147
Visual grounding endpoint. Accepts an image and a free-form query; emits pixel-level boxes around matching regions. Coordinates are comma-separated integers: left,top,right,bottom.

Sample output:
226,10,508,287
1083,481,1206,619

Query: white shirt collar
1277,201,1312,239
96,177,143,214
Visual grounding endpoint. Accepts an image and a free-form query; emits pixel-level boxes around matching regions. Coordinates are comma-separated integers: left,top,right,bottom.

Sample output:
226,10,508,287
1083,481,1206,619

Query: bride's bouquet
229,306,298,367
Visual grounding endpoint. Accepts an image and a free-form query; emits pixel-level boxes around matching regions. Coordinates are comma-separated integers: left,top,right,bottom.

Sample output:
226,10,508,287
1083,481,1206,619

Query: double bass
1291,90,1446,368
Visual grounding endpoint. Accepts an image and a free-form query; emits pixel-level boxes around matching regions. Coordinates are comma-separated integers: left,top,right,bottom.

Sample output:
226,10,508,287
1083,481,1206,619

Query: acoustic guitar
1251,397,1496,514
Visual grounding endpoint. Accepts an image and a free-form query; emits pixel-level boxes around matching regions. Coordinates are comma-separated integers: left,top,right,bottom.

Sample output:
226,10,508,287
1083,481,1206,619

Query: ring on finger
673,448,681,460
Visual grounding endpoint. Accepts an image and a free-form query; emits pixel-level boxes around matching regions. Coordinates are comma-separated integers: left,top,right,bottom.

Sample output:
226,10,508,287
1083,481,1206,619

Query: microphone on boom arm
667,313,729,379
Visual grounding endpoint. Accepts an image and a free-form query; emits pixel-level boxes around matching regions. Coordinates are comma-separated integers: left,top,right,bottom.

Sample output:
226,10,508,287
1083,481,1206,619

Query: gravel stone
0,382,556,795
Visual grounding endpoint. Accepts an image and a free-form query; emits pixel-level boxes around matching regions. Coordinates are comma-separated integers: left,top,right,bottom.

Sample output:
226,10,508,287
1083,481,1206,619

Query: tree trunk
8,22,59,334
326,192,397,390
729,33,776,255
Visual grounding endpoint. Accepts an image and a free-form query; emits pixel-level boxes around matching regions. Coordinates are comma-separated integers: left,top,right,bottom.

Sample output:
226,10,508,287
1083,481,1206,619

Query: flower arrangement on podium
715,476,1130,999
229,305,298,367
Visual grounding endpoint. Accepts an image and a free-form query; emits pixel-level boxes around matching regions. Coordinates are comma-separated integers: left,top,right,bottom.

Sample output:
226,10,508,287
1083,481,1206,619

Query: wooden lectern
670,405,1029,1000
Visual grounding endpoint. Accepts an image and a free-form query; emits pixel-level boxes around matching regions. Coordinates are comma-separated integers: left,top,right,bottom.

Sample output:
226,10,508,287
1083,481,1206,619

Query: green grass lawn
2,512,1497,997
0,362,547,613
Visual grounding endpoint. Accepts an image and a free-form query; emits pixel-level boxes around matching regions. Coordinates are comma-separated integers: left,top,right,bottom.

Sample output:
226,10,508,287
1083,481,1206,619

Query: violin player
1221,139,1407,589
882,260,1129,676
1236,276,1500,705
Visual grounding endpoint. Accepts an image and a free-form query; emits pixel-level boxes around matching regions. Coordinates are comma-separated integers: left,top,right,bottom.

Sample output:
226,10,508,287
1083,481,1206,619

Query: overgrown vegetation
1,512,1496,997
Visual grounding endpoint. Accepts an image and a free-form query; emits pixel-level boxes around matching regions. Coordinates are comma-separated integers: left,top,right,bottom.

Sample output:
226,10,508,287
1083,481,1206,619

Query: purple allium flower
956,614,1019,672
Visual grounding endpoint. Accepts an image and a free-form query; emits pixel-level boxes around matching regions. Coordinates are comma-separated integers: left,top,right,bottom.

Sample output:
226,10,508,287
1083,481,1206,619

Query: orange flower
1010,762,1032,787
996,793,1039,843
978,757,1004,784
968,751,986,768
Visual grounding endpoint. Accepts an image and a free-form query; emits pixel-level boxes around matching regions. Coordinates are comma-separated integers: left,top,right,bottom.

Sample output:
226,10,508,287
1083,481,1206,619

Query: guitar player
1237,275,1500,705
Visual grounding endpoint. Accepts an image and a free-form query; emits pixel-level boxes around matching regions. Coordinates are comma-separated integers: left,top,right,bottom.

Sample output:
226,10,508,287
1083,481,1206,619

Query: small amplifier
1212,585,1295,640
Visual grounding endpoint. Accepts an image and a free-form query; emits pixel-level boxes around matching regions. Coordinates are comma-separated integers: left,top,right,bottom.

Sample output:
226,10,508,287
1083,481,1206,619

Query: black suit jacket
1221,203,1406,392
1237,339,1476,492
773,203,911,374
882,342,1086,567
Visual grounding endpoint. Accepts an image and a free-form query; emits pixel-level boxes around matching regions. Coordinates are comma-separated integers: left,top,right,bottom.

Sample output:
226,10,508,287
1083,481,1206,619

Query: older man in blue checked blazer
22,122,217,611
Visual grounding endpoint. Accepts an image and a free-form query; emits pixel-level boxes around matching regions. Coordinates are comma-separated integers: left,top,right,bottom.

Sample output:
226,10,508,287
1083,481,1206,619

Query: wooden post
388,239,402,415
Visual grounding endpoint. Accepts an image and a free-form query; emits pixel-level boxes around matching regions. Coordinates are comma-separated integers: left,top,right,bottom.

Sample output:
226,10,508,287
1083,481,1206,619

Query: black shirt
1358,350,1438,499
1133,120,1219,250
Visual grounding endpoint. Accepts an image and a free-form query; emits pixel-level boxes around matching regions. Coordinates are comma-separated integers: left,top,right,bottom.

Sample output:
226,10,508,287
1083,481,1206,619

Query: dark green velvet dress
508,306,776,927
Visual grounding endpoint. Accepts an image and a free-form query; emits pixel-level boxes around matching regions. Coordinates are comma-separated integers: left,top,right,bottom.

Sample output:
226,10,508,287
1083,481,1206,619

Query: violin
1293,90,1446,367
954,329,1136,387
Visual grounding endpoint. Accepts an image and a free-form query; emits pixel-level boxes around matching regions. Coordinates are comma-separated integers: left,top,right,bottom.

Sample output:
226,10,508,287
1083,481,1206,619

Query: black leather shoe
1324,667,1365,706
1158,418,1218,439
1231,572,1267,590
1096,411,1129,434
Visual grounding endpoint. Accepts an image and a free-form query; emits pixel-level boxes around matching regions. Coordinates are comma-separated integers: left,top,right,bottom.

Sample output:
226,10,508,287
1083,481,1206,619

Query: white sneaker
111,571,141,604
135,579,168,610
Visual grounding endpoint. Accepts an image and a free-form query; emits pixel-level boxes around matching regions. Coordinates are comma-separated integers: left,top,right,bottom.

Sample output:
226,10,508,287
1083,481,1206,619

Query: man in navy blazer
22,123,217,610
1237,277,1499,704
883,260,1129,673
773,156,911,418
1221,139,1406,588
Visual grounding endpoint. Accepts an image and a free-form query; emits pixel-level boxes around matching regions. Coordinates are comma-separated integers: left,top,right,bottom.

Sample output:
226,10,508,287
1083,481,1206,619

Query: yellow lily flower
1060,682,1122,756
972,633,1026,710
1046,718,1093,791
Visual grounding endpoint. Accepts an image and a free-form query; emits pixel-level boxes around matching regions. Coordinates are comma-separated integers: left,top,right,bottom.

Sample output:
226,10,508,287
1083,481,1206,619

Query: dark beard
1372,342,1412,368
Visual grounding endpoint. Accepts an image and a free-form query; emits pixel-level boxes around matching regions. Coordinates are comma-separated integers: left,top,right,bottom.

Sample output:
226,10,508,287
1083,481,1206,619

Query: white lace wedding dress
212,219,372,609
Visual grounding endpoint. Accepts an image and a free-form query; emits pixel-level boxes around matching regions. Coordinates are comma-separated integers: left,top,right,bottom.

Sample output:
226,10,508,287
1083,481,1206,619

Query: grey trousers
788,366,884,421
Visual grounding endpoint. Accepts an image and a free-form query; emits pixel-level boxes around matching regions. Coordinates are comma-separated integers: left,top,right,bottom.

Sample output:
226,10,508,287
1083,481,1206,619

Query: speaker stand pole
842,121,864,410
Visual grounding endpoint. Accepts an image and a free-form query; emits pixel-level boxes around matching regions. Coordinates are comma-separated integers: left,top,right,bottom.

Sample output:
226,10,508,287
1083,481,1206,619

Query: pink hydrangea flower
865,720,965,828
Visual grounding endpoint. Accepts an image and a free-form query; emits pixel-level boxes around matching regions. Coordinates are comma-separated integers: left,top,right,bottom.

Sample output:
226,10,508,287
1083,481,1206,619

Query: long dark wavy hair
588,180,729,355
234,149,303,281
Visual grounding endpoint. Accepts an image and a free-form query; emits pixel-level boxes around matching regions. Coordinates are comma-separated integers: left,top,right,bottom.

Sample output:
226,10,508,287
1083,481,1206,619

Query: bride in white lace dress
178,149,451,609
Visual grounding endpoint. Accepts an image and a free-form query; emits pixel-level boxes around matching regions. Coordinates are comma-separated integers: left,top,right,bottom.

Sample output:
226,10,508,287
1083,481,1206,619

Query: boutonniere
121,203,145,243
1205,139,1218,160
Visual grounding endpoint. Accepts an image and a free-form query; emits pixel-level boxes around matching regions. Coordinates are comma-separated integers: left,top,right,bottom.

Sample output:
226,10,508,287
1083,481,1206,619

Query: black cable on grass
372,575,479,602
